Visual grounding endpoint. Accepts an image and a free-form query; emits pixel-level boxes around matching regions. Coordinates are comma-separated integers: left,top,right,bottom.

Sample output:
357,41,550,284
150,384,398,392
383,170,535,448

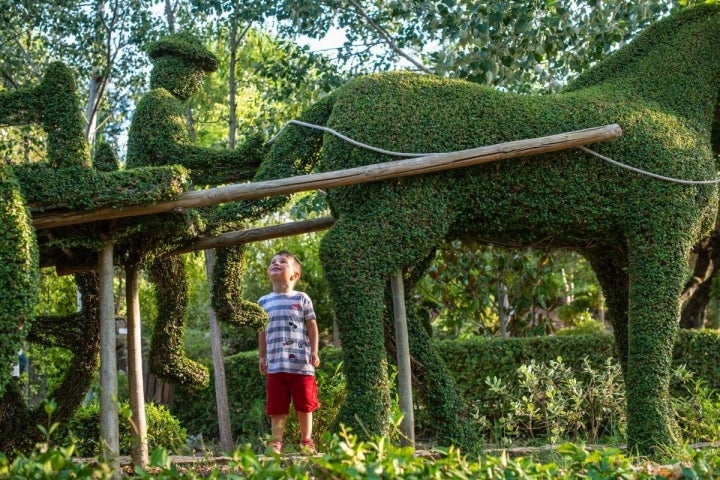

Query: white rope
578,146,720,185
267,120,434,157
269,119,720,185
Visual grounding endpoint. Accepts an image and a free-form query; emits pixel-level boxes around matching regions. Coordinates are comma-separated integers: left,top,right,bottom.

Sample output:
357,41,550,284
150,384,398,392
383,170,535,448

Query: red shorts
266,373,320,415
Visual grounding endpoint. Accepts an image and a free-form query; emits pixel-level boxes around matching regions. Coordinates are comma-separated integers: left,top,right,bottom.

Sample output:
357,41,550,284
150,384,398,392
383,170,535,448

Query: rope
267,120,434,157
577,146,720,185
269,120,720,185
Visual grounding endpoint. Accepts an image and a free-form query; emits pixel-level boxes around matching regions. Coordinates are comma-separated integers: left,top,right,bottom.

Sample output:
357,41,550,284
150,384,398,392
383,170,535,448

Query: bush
57,401,186,456
671,366,720,444
475,356,626,445
4,430,720,479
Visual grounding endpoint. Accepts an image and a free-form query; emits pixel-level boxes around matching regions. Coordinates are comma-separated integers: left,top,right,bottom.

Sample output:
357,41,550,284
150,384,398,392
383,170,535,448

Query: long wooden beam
32,124,622,230
52,217,336,275
165,216,336,256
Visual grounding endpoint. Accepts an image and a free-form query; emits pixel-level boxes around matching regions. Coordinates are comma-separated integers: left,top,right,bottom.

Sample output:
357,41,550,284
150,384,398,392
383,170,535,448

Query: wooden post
32,124,622,230
98,241,120,477
126,264,149,468
205,251,234,452
390,271,415,447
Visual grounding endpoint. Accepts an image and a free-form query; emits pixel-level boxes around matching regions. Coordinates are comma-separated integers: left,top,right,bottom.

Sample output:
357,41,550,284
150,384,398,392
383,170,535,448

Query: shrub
475,356,625,445
57,401,186,456
671,366,720,444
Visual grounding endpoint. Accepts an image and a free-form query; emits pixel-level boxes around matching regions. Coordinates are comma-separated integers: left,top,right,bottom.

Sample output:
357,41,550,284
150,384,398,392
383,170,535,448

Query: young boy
258,250,320,454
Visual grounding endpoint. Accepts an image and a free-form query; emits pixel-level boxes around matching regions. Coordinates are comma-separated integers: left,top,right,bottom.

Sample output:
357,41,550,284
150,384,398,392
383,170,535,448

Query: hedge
172,329,720,448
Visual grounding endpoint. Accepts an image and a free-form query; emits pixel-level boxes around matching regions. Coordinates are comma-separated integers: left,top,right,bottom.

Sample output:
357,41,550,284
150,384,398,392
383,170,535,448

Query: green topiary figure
249,4,720,455
0,34,266,451
126,32,262,183
0,61,89,169
0,272,101,454
124,32,266,388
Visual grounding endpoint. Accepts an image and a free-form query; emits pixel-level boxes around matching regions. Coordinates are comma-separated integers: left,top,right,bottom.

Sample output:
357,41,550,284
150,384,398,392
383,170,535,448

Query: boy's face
268,254,300,284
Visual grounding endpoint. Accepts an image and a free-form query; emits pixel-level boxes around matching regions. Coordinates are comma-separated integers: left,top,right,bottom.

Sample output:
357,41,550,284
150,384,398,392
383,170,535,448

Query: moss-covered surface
124,32,263,391
252,5,720,455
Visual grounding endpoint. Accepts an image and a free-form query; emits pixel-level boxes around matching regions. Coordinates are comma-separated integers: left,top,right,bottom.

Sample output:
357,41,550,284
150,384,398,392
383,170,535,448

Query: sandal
271,440,283,454
300,438,316,454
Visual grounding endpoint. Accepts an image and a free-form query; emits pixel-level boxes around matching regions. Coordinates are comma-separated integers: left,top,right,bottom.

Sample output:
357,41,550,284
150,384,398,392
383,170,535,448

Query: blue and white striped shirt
258,291,316,375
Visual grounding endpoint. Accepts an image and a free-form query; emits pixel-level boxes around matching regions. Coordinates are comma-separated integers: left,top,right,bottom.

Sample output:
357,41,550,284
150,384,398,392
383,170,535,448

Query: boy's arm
258,330,268,375
307,318,320,368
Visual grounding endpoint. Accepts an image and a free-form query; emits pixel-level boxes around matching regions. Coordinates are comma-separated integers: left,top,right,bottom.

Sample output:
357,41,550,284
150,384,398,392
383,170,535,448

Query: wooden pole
126,264,149,469
32,124,622,230
390,271,415,447
50,217,336,275
205,251,234,452
167,216,335,257
98,241,120,477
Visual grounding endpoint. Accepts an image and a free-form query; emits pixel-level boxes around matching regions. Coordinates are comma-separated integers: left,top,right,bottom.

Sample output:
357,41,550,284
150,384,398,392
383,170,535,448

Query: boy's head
267,250,302,286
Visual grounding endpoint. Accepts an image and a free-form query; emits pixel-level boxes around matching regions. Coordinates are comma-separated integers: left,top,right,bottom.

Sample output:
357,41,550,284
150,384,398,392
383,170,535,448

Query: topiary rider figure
125,32,267,389
126,32,262,179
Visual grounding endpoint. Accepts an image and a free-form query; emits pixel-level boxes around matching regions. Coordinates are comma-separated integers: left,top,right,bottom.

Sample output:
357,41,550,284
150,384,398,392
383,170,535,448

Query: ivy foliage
211,245,268,331
251,4,720,456
149,256,209,390
126,33,264,186
0,272,100,455
0,166,37,399
15,164,189,211
0,61,89,169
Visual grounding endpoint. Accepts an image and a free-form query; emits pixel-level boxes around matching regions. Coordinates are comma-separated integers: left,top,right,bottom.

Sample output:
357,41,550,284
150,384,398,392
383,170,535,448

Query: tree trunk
680,231,720,328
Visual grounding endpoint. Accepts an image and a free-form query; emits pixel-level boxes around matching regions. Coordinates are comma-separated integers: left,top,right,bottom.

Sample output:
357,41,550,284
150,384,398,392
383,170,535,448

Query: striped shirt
258,291,316,375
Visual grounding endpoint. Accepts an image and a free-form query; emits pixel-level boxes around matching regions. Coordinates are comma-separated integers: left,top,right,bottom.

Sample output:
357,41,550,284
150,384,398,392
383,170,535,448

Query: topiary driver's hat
147,32,219,72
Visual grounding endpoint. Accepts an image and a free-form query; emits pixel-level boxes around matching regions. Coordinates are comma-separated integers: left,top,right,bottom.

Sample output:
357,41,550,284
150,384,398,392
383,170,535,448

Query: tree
414,242,602,338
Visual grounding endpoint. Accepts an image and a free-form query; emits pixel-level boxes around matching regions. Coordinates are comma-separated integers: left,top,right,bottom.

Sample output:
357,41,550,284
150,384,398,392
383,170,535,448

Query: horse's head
567,4,720,129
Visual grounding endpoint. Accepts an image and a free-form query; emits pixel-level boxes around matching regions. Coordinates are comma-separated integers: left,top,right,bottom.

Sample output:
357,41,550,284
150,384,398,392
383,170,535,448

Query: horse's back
320,72,716,249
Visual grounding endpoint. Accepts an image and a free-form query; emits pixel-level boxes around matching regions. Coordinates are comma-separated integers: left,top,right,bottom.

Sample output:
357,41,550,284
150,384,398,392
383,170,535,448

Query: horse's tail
237,92,338,221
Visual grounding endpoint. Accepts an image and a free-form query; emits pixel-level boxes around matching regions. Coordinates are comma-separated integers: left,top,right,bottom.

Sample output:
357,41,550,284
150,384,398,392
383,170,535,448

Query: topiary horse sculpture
251,4,720,454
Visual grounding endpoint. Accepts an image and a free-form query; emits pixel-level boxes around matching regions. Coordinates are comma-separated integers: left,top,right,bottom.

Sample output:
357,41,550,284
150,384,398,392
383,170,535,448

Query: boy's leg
290,375,319,453
266,373,291,453
271,414,288,444
297,411,313,441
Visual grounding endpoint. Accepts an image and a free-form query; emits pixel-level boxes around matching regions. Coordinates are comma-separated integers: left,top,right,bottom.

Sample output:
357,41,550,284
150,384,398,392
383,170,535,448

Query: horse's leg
320,216,394,437
320,199,452,438
624,228,689,455
585,250,629,375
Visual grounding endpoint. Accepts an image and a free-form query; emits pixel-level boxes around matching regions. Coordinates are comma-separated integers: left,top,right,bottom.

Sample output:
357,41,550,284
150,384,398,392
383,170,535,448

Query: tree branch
346,0,433,74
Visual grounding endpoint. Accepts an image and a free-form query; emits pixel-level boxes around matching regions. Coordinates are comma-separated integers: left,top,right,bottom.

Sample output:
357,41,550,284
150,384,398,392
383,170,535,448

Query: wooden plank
204,251,234,453
126,264,149,469
51,217,337,275
32,124,622,230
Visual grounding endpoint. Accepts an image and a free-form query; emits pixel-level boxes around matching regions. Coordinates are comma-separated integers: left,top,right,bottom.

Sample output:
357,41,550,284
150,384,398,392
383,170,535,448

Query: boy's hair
274,250,302,274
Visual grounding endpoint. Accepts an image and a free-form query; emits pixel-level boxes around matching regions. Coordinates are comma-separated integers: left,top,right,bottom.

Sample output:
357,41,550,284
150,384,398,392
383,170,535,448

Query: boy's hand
259,356,267,375
310,352,320,368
